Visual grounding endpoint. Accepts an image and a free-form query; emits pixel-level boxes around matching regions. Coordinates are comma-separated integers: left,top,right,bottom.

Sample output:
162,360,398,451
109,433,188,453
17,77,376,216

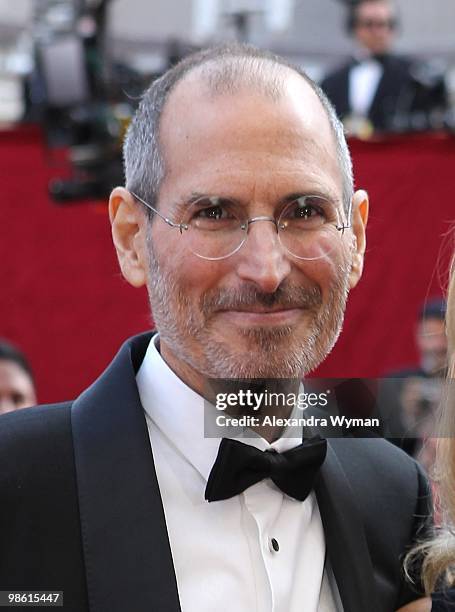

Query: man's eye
286,197,326,220
188,199,239,231
278,196,335,231
194,205,229,220
292,203,321,219
11,393,25,406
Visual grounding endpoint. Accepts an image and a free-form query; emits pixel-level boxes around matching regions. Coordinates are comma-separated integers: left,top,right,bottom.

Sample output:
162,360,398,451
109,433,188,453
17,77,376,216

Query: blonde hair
408,252,455,593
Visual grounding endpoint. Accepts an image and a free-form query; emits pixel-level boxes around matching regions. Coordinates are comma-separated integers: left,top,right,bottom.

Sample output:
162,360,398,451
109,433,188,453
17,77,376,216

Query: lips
218,307,304,325
219,305,301,314
200,284,323,319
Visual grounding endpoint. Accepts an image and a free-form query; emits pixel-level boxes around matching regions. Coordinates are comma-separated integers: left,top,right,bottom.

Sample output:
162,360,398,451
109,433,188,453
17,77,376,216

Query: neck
159,339,300,443
160,339,207,397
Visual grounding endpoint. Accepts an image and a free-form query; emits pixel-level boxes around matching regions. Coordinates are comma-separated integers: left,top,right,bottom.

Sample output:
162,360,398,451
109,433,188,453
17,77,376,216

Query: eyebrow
282,191,339,205
188,192,212,205
172,192,212,212
172,189,341,214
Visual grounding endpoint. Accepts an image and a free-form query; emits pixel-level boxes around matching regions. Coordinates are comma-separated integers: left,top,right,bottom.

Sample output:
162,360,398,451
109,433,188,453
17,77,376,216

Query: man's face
136,72,365,385
354,1,396,55
0,359,36,415
416,318,447,374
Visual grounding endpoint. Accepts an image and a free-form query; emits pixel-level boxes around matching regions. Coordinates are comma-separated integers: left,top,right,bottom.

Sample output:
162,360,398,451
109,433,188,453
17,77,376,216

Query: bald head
123,44,353,216
192,54,299,101
159,65,343,210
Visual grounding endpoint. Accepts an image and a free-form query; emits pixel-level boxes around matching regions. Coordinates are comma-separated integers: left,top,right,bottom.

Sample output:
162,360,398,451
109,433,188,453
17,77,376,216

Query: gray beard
146,244,350,379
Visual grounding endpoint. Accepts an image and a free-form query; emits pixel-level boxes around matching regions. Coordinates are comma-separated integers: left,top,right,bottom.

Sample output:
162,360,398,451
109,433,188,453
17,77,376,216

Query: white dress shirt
349,58,383,117
137,335,341,612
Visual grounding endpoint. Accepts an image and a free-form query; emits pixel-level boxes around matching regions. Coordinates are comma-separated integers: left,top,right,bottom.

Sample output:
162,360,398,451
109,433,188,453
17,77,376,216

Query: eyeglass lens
178,196,346,261
357,18,396,30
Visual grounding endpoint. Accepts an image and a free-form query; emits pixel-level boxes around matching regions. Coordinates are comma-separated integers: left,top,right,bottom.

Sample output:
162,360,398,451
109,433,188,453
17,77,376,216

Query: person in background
0,339,36,415
321,0,448,136
415,300,448,378
396,255,455,611
379,299,447,458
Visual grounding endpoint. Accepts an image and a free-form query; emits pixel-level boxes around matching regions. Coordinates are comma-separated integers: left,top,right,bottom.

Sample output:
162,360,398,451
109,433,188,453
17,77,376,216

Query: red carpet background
1,126,454,403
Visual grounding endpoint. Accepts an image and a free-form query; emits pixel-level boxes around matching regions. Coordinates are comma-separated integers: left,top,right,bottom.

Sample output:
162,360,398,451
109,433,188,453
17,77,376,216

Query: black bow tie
372,53,389,66
205,436,327,502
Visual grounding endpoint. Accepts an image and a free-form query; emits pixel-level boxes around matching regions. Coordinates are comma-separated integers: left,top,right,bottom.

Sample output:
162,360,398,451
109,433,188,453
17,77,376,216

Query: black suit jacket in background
321,54,448,132
0,333,432,611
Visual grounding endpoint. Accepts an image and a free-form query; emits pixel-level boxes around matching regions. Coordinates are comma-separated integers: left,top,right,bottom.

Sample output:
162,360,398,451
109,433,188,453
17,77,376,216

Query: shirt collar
137,335,303,483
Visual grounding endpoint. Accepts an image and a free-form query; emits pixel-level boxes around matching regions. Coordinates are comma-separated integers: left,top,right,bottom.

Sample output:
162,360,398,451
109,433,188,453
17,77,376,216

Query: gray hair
123,43,354,219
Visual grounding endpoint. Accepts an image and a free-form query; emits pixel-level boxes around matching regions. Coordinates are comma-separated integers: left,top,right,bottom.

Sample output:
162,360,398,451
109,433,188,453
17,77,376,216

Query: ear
109,187,148,288
348,189,369,289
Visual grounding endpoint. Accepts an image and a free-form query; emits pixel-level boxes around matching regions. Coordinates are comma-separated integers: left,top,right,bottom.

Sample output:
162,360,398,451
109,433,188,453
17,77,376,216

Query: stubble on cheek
146,229,352,379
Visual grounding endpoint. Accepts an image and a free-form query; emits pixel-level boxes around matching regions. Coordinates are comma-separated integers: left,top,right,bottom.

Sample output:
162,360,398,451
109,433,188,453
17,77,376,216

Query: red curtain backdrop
1,126,454,403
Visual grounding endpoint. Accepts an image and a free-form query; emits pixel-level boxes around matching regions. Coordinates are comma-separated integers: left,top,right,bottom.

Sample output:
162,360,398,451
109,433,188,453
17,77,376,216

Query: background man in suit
321,0,448,135
0,44,431,611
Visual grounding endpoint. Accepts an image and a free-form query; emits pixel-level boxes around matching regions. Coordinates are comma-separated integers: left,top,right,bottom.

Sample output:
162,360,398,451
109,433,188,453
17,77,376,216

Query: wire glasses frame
130,191,353,261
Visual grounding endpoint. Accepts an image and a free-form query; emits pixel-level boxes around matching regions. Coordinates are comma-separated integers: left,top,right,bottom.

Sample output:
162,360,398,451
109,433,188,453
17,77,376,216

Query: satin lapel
314,442,379,612
368,60,404,126
71,333,181,612
368,67,390,124
340,65,351,116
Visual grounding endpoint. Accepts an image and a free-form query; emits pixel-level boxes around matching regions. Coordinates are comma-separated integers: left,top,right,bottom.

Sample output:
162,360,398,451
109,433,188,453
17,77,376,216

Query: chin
199,326,330,380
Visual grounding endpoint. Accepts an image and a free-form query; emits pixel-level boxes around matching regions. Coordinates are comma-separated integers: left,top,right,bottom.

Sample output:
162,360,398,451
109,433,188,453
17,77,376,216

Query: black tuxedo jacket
0,333,431,611
321,54,448,132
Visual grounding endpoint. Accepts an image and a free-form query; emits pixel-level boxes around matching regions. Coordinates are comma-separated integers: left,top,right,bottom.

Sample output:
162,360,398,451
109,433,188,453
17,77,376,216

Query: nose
235,217,292,293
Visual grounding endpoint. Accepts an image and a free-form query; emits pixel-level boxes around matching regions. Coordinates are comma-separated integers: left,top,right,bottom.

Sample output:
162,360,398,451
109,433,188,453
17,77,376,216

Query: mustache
200,284,323,313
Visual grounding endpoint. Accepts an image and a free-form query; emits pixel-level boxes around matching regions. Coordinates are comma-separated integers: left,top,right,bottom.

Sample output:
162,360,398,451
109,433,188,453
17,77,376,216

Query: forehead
357,1,393,18
158,68,342,205
0,360,32,391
